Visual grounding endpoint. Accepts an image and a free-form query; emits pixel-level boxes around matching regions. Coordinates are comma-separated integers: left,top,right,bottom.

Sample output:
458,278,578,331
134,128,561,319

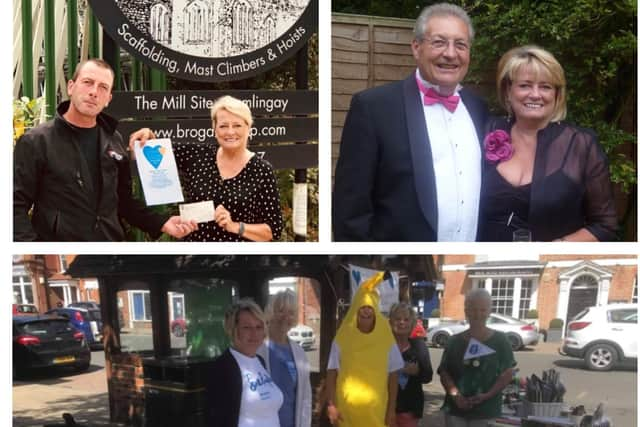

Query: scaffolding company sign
88,0,317,82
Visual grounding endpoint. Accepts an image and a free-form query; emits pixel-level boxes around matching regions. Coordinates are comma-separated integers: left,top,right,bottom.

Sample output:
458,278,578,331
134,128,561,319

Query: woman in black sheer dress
478,45,617,241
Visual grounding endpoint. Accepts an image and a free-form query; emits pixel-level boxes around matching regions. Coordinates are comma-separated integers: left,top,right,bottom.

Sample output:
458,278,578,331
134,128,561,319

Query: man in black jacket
332,3,488,241
14,59,196,241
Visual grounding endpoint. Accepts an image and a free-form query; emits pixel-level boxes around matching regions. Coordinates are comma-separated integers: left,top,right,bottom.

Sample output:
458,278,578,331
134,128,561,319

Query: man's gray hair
414,3,474,42
464,287,492,307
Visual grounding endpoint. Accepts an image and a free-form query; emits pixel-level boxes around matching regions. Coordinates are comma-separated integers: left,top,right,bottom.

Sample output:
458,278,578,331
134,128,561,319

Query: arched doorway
566,274,599,322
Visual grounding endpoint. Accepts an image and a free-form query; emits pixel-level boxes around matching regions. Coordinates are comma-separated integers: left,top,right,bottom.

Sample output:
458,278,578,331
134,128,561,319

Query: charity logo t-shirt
230,348,284,427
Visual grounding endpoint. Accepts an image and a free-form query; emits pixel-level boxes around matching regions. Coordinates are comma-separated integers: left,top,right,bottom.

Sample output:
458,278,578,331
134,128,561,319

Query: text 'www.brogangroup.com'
154,124,287,142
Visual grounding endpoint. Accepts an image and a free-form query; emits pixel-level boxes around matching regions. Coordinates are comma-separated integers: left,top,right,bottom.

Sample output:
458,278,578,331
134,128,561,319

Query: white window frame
13,274,33,304
57,255,70,272
474,275,539,319
232,0,252,46
184,0,208,43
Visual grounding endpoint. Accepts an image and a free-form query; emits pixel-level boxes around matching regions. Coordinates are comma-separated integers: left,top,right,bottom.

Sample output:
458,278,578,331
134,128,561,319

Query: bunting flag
348,265,399,313
463,338,496,360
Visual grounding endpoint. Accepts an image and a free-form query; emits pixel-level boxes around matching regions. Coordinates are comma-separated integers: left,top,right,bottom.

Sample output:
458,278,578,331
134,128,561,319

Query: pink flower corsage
484,129,513,163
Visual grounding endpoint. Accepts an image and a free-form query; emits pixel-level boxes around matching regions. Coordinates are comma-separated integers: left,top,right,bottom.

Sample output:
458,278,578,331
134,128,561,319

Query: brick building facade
12,255,99,313
439,255,637,333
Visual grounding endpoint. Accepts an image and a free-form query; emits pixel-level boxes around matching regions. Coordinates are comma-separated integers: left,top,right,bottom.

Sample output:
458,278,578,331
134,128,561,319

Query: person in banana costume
325,271,404,426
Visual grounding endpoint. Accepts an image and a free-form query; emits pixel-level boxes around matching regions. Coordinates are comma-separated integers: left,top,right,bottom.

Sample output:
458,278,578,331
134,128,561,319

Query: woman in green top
438,288,516,427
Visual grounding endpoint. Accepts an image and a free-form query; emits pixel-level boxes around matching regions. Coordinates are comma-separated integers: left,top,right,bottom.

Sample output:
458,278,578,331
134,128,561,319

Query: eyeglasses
423,36,470,53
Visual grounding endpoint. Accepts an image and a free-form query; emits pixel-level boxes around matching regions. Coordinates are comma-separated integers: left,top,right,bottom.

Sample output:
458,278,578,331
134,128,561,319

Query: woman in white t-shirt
207,298,283,427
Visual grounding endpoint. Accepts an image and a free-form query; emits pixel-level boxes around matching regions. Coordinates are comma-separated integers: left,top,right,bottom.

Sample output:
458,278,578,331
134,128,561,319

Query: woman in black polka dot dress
131,96,283,241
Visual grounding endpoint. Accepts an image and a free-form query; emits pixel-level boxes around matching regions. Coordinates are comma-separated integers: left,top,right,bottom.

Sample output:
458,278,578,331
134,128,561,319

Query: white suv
287,324,315,350
561,303,637,371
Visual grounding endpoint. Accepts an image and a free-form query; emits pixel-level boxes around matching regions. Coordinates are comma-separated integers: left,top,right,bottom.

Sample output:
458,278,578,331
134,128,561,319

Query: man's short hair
71,59,115,88
414,3,474,42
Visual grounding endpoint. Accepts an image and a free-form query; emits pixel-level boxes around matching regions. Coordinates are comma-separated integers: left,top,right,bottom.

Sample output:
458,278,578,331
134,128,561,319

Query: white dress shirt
416,70,481,241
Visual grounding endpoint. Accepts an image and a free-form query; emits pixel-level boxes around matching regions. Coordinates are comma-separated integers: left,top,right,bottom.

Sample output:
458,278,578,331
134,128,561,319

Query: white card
463,338,496,360
179,201,215,223
133,138,184,206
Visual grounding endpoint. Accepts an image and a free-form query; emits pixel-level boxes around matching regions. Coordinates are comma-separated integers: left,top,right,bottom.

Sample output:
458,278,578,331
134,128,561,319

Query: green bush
525,309,538,319
467,0,637,199
549,318,564,329
429,308,440,318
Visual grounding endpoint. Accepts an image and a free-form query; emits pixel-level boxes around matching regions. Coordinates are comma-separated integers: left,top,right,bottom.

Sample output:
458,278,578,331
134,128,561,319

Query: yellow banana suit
334,272,396,426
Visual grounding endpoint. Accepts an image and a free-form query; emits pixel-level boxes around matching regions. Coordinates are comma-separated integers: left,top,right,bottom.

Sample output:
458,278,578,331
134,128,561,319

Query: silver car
427,313,539,351
287,324,315,350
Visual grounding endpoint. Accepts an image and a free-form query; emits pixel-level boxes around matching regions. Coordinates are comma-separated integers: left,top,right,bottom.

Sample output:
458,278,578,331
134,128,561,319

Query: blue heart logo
143,145,164,169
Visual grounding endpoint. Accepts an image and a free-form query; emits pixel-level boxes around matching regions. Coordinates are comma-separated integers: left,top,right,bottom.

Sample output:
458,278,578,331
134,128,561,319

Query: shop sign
107,90,318,117
88,0,318,82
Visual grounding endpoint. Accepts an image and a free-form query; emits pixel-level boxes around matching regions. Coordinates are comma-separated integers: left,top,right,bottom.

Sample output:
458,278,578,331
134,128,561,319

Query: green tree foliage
466,0,636,195
333,0,428,18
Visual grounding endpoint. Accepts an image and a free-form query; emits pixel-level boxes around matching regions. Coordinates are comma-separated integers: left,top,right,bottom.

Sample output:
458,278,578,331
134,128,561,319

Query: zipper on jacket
76,170,84,189
52,211,60,235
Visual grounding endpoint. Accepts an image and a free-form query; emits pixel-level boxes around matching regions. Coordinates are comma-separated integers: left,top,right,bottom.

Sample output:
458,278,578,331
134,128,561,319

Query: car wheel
172,324,185,337
75,361,90,373
507,334,523,351
585,343,617,371
434,332,449,348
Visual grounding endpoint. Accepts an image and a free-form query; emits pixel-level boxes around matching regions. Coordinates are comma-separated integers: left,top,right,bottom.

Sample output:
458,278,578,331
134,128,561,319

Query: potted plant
524,309,542,339
547,318,564,342
525,309,538,319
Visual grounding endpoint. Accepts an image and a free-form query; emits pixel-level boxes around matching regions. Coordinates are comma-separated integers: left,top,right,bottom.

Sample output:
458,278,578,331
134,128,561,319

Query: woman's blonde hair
210,95,253,128
497,45,567,122
223,298,265,341
389,301,418,330
264,289,298,321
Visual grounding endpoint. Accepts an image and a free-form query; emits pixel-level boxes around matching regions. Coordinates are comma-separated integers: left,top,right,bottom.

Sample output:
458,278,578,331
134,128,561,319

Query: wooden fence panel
332,14,416,180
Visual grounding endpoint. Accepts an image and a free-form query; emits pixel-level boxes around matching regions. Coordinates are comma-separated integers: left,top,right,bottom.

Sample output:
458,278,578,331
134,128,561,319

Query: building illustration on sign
116,0,310,57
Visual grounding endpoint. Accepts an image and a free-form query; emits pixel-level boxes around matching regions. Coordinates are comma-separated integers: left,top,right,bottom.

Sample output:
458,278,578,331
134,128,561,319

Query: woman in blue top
258,290,312,427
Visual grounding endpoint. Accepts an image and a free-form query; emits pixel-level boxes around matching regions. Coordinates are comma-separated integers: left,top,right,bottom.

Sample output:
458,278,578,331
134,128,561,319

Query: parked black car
45,307,103,349
67,301,100,310
13,315,91,378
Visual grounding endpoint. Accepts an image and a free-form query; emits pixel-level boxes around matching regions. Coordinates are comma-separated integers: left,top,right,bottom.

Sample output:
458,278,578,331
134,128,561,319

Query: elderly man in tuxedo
333,3,488,242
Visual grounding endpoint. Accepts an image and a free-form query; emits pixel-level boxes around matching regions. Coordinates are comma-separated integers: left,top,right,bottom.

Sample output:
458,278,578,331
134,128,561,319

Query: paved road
423,343,637,427
13,350,115,427
13,341,636,426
